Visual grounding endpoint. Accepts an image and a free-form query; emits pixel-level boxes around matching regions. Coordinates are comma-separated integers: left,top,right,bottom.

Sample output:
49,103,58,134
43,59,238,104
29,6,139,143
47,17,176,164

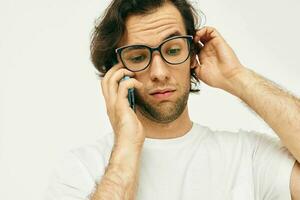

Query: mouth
149,88,176,100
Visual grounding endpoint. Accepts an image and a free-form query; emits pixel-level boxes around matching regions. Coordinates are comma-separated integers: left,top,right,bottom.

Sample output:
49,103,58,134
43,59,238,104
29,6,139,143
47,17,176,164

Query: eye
129,55,146,63
166,47,181,56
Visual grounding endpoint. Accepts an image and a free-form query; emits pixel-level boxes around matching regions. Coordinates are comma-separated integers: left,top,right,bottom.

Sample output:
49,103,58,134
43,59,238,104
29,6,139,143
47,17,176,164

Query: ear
190,54,199,69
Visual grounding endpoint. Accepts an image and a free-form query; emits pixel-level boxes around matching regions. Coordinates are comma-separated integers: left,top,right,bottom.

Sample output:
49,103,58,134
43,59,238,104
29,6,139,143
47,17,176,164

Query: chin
137,97,188,124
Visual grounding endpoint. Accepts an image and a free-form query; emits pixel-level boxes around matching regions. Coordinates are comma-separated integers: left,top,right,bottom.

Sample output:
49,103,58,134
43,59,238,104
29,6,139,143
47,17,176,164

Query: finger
108,68,135,100
101,63,123,100
117,78,143,108
194,26,223,44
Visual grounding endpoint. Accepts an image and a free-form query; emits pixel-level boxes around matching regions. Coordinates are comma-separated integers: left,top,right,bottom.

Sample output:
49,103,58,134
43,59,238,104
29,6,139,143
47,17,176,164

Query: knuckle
120,79,135,89
118,69,128,78
111,68,128,82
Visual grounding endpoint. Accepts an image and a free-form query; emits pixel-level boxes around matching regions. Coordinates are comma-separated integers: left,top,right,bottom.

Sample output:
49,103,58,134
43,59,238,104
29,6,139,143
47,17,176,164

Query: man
45,0,300,199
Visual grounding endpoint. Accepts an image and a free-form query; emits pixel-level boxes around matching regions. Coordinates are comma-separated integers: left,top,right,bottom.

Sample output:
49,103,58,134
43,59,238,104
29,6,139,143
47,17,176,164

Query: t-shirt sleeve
250,132,296,200
44,151,103,200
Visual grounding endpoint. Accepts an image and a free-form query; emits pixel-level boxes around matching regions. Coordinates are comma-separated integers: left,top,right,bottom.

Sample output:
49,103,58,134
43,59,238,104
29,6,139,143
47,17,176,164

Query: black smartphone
121,76,135,112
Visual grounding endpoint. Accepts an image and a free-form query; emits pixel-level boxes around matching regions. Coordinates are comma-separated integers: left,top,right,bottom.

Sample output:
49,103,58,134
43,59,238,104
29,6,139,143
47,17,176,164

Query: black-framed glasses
115,35,193,72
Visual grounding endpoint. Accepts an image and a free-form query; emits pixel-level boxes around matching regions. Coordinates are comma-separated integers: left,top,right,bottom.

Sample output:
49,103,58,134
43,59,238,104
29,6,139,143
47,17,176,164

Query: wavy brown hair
90,0,204,92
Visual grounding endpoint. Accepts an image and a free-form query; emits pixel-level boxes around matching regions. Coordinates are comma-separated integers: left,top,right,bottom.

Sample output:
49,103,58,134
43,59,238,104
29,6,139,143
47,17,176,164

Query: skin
95,2,300,200
193,24,300,200
122,4,194,139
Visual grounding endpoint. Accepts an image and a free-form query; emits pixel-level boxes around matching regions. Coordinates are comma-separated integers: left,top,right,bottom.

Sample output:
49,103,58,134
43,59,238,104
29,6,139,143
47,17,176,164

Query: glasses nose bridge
149,44,164,59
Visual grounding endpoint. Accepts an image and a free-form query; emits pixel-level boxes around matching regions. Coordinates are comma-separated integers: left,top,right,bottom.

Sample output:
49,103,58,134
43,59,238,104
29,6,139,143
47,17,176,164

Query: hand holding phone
112,58,136,112
101,62,145,150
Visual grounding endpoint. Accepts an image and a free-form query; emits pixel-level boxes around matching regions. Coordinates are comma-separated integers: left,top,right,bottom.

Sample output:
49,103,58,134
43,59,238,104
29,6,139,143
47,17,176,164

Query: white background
0,0,299,199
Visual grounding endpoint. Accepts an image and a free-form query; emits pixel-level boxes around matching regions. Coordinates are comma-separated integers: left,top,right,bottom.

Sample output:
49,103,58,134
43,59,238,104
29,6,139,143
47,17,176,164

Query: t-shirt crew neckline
143,122,201,149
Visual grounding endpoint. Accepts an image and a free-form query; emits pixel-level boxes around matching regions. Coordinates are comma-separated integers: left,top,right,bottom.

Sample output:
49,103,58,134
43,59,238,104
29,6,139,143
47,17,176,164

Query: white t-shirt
45,123,296,200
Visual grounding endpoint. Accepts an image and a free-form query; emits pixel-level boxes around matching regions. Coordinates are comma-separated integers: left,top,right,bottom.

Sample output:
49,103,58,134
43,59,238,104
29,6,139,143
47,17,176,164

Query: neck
136,106,193,139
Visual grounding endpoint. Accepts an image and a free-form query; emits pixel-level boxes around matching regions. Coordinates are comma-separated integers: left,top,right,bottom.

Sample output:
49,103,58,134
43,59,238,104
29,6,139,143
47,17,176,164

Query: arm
229,68,300,200
95,63,145,199
227,67,300,162
193,26,300,162
230,69,300,200
91,143,142,200
193,26,300,199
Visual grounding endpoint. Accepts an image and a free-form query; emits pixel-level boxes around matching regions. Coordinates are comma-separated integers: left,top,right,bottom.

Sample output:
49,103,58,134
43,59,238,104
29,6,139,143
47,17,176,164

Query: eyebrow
163,31,182,41
117,31,184,50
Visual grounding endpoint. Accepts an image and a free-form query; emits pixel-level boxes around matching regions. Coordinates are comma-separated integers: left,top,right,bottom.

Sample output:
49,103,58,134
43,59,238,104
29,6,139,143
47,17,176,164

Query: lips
149,88,176,95
149,88,176,100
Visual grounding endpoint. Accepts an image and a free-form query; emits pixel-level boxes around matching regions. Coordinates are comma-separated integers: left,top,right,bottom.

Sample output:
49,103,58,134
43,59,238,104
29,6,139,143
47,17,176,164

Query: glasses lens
121,46,150,71
161,37,190,64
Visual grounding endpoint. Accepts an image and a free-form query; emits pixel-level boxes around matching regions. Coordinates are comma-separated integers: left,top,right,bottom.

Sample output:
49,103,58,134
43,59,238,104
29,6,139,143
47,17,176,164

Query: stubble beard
135,86,190,124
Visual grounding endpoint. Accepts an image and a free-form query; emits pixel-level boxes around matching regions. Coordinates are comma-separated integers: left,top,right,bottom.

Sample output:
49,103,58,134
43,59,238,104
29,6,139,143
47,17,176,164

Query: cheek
133,75,147,92
179,64,191,82
173,70,191,93
133,75,147,95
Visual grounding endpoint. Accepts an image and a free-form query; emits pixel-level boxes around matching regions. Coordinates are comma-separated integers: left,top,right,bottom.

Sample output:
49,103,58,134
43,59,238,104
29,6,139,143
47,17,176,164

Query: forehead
120,2,186,47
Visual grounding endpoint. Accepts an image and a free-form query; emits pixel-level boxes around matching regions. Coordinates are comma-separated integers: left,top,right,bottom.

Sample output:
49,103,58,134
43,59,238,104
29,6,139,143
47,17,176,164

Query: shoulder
193,123,288,159
45,132,115,199
198,124,280,148
69,131,115,181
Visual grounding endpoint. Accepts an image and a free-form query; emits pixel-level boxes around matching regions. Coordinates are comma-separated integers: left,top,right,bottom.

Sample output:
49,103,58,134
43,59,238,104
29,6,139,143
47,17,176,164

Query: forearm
91,143,142,200
228,67,300,161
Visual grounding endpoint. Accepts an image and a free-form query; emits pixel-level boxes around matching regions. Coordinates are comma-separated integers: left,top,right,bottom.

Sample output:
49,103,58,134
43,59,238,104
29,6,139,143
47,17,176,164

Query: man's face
119,2,193,124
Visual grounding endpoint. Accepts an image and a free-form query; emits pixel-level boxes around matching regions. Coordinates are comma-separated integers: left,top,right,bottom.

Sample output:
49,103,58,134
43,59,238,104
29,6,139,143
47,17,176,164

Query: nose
149,52,170,82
